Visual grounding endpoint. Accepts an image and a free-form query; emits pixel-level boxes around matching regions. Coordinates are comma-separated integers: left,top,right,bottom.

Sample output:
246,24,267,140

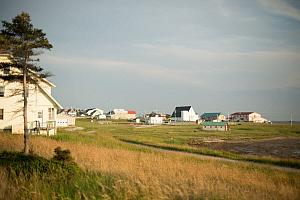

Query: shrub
52,146,73,163
0,150,80,181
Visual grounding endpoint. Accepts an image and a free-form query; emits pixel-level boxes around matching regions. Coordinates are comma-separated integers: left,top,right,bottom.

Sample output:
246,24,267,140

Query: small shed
57,113,76,127
146,115,163,125
202,121,229,131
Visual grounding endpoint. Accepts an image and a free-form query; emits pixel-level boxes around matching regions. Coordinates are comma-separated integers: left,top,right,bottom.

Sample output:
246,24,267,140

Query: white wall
57,113,76,127
147,116,163,125
0,79,60,134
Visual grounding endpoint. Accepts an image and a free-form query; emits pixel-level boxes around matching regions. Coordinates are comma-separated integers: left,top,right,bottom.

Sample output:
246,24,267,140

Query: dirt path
120,139,300,173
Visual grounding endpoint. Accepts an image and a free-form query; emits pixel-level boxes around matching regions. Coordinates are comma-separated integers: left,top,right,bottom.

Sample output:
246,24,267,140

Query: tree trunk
23,56,30,154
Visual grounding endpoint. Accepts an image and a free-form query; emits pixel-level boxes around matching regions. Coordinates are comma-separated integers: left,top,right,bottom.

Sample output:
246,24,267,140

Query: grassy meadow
56,120,300,168
0,119,300,199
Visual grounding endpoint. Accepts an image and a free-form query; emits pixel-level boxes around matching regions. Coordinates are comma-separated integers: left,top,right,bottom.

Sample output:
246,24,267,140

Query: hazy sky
1,0,300,120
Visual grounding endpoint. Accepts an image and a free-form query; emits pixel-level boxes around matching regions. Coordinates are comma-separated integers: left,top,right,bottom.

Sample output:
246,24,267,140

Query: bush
52,146,73,163
0,150,80,181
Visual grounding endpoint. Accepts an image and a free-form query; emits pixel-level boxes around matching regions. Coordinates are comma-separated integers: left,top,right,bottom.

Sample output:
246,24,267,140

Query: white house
86,108,106,119
108,108,137,120
171,106,199,122
67,109,77,117
146,114,163,125
0,54,63,135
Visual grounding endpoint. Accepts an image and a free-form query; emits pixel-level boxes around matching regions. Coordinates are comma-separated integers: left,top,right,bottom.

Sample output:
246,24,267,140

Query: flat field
0,119,300,199
66,120,300,167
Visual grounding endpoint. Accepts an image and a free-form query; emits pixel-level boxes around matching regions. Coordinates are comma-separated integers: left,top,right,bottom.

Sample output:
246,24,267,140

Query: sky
1,0,300,120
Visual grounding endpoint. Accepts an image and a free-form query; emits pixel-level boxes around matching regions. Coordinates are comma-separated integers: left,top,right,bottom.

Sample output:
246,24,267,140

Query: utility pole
291,112,293,126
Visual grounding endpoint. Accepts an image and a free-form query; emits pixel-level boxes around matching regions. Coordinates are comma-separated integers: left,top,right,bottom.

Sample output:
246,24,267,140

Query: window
48,108,54,120
0,109,3,120
38,111,43,118
3,68,10,75
0,86,4,97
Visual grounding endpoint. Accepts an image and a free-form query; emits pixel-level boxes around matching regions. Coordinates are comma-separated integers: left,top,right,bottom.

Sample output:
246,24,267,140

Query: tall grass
0,133,300,199
0,151,139,200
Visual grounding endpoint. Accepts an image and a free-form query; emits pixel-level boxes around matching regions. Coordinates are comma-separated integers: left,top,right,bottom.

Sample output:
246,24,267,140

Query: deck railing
29,120,56,135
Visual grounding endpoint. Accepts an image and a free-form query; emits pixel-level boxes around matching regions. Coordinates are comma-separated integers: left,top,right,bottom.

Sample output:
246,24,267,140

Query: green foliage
0,12,53,80
1,12,52,55
0,151,79,181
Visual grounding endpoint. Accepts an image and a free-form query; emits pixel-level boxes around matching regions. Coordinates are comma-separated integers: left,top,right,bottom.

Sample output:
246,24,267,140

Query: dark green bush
52,146,73,163
0,150,80,181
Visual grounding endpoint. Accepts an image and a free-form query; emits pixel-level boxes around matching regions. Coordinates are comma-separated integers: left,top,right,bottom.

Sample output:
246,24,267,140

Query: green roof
200,112,221,118
202,121,227,126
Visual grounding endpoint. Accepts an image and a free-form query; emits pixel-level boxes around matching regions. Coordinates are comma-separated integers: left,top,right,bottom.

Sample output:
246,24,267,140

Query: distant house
200,112,226,122
0,54,63,135
171,106,199,122
127,110,137,119
67,109,77,117
108,109,136,120
57,113,76,127
146,113,164,125
202,121,229,131
230,112,268,123
85,108,106,119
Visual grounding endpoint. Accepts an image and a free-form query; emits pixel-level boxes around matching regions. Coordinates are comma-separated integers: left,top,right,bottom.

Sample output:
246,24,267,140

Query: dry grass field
0,130,300,199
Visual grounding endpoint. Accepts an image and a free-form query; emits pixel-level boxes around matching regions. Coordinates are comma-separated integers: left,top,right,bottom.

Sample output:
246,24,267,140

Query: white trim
37,84,63,109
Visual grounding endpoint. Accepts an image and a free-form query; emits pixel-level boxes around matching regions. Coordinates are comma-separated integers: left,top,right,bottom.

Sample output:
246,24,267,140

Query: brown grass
0,134,300,199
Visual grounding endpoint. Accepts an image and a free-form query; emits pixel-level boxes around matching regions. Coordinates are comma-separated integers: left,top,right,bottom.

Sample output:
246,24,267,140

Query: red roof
128,110,136,114
231,112,254,115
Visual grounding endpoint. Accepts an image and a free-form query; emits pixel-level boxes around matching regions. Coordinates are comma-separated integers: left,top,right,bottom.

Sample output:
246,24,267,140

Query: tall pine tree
0,12,53,154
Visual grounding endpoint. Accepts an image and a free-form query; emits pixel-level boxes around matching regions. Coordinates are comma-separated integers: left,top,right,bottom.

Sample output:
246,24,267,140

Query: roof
201,112,221,118
128,110,136,114
231,112,254,115
37,84,63,109
0,54,56,87
171,106,192,117
202,121,228,126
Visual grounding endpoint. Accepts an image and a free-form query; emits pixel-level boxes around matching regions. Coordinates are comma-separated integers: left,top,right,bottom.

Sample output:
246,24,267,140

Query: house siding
0,55,62,135
0,81,59,134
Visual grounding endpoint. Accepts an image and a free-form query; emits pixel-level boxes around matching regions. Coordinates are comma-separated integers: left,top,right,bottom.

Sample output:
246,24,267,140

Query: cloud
257,0,300,22
136,43,300,67
42,55,202,86
133,43,300,89
213,0,240,17
42,42,300,90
